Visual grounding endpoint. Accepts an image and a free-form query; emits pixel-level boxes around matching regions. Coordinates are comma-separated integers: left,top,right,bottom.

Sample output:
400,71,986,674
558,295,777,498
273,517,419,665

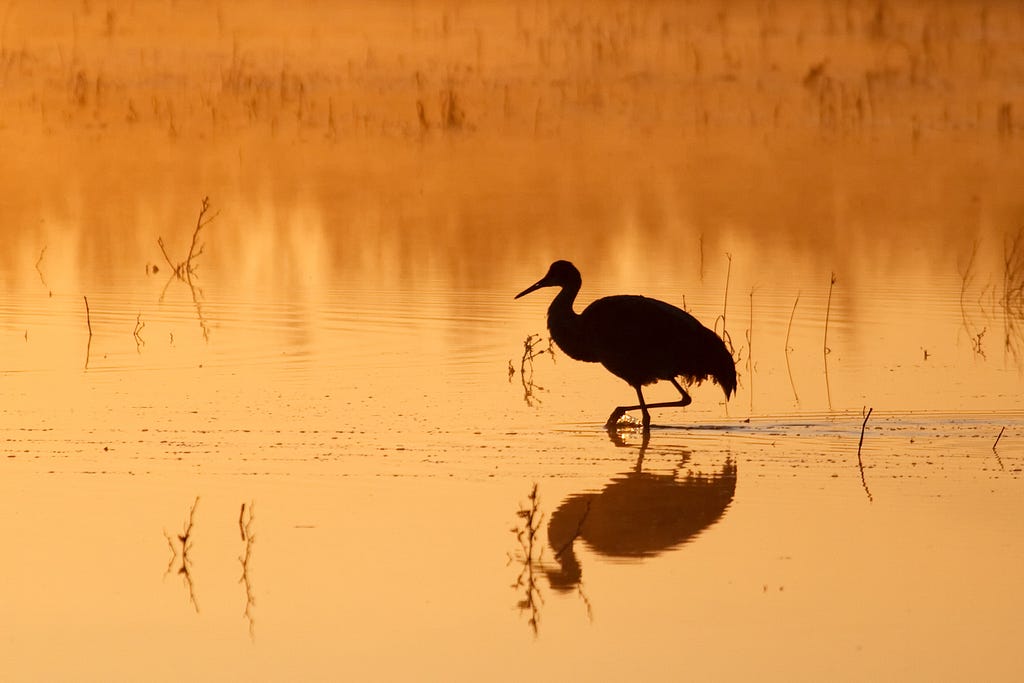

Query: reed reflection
164,496,200,613
546,431,737,592
157,196,217,341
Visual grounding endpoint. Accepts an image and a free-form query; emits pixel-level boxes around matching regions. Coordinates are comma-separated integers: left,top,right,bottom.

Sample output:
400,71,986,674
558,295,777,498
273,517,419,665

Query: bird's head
515,260,582,299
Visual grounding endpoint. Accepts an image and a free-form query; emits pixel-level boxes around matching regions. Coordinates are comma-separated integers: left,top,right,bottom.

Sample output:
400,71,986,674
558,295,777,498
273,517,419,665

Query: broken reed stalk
714,253,734,354
83,295,93,337
785,292,800,403
824,272,836,357
824,273,837,410
746,287,754,412
857,407,874,503
858,407,873,456
722,252,732,339
993,426,1006,451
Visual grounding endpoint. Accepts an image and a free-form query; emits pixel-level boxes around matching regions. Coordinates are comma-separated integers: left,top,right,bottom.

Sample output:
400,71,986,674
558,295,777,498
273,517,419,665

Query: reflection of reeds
35,246,51,297
508,484,544,637
993,426,1006,452
239,502,256,640
1001,228,1024,362
133,313,145,352
745,287,754,412
158,196,217,281
785,293,800,404
83,295,93,370
823,273,837,410
158,197,217,341
164,496,201,613
958,239,980,352
511,333,555,407
714,252,734,354
857,407,873,503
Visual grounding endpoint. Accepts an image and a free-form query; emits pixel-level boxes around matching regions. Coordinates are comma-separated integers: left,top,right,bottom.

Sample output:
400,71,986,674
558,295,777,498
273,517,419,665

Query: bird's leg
605,386,652,429
669,378,693,407
636,386,652,428
605,380,693,428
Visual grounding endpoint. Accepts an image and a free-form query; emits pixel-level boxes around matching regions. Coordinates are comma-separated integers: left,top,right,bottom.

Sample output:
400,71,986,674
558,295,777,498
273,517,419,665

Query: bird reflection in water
546,430,737,592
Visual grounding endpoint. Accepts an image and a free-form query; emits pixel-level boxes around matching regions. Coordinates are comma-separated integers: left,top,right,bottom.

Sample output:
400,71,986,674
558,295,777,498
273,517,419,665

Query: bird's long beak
515,277,549,299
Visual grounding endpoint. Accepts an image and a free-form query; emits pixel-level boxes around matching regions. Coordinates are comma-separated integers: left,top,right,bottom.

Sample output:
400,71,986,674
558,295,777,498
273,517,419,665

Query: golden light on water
2,1,1024,679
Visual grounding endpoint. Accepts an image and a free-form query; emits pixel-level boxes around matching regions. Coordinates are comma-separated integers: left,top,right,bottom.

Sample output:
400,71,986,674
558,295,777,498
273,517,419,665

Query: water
2,1,1024,680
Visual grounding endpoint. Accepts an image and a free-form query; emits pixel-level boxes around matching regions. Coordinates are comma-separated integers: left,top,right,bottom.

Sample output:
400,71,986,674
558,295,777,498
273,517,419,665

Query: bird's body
516,260,736,428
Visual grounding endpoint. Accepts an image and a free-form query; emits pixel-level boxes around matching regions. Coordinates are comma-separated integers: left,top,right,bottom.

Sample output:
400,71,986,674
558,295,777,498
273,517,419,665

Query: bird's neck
547,283,595,362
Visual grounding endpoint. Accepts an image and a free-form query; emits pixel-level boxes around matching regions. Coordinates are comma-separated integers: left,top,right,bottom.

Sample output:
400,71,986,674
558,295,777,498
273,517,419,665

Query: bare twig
158,196,218,281
824,273,837,410
83,295,93,337
509,484,545,636
133,313,145,351
517,334,555,406
35,246,51,296
857,407,873,503
176,496,201,613
785,292,800,403
83,295,93,370
746,287,754,412
239,501,256,639
958,239,980,349
714,253,734,354
993,426,1006,451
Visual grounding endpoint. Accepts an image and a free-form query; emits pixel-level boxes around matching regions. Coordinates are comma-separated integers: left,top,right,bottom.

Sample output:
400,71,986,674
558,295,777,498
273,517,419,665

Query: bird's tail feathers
710,333,738,399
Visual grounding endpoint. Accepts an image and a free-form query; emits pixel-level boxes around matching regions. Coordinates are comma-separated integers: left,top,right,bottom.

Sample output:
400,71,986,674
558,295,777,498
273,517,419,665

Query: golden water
1,1,1023,680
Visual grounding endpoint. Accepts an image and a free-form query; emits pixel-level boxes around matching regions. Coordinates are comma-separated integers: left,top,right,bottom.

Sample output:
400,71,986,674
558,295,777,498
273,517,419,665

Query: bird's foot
604,407,628,429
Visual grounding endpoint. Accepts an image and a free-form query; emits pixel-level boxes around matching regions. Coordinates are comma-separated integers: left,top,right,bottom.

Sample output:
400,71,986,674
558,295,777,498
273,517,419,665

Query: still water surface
2,1,1024,680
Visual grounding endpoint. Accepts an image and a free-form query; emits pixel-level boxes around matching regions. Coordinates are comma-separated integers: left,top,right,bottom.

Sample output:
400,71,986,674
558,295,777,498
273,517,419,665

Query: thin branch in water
517,333,555,407
83,295,93,337
993,426,1006,452
824,273,837,410
509,484,545,637
35,246,52,296
157,197,217,342
698,233,704,282
83,295,93,370
239,501,256,640
958,239,980,349
745,287,755,413
857,407,873,503
133,313,146,352
785,292,800,404
1001,227,1024,363
175,496,201,613
714,252,734,354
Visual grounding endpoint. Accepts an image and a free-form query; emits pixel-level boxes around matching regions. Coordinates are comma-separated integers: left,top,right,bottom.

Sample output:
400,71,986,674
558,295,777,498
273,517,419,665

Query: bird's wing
580,295,726,385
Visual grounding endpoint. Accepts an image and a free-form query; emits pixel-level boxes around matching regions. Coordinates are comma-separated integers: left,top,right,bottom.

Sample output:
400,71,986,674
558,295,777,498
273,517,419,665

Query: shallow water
3,1,1024,680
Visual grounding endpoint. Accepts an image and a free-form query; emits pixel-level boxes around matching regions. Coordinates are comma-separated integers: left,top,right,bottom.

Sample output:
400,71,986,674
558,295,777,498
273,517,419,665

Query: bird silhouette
515,260,736,428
